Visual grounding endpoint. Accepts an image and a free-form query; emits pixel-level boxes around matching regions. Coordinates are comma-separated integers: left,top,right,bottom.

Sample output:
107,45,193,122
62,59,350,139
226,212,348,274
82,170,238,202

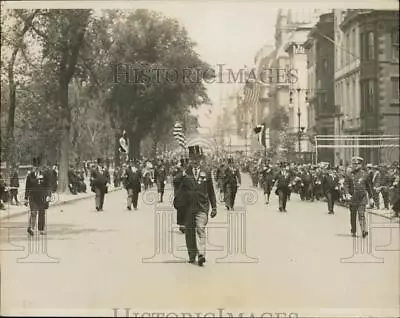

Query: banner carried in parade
173,122,186,149
254,123,269,148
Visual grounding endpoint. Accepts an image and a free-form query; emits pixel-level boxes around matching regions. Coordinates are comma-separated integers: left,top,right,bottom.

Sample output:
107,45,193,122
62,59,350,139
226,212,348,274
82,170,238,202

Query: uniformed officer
223,157,241,210
25,156,52,236
154,160,167,203
123,159,142,211
183,145,217,266
90,158,110,212
344,156,373,238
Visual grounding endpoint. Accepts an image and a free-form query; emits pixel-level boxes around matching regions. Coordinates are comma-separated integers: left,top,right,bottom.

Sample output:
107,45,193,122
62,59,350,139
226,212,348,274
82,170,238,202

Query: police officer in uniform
223,157,241,211
25,156,52,236
344,156,373,238
183,145,217,266
90,158,110,212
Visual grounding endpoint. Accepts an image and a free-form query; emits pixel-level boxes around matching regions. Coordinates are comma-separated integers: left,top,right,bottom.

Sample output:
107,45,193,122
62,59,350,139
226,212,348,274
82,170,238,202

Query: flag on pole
173,122,186,149
119,130,129,153
253,123,269,148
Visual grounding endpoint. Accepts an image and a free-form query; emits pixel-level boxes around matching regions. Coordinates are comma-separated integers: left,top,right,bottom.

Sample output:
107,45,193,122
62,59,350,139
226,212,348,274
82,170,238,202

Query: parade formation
1,140,399,267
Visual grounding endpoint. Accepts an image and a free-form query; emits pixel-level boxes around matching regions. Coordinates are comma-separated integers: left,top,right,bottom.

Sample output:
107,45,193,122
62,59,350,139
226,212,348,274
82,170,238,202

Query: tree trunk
114,132,121,167
58,78,71,193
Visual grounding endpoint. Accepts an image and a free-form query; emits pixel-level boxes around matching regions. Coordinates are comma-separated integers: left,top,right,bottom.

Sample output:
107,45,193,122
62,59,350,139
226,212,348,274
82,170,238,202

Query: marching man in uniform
25,156,52,236
344,156,373,238
183,145,217,266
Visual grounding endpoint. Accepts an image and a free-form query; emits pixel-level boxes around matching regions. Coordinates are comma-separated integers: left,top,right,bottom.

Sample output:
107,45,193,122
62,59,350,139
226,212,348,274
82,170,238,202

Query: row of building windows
335,28,398,70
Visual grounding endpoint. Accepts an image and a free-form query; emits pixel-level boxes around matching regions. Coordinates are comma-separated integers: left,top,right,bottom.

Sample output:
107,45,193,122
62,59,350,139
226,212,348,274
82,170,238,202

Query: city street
1,175,399,317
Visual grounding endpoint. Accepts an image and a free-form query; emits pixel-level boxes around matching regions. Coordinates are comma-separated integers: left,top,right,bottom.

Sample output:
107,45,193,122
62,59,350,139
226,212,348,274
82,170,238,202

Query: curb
368,210,400,222
0,187,122,221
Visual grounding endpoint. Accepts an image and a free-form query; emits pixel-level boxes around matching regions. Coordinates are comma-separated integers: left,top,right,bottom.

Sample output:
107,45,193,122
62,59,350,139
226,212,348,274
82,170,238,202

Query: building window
346,33,350,65
392,29,399,61
392,77,399,100
360,32,364,61
351,28,356,61
366,31,375,60
362,80,375,112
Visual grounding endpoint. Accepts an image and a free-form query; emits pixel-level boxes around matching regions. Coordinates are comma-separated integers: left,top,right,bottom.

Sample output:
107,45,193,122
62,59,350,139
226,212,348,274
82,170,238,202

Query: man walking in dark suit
123,160,142,211
25,156,52,236
322,165,340,214
223,157,241,211
274,162,293,212
172,157,189,233
90,158,110,212
154,160,167,203
183,145,217,266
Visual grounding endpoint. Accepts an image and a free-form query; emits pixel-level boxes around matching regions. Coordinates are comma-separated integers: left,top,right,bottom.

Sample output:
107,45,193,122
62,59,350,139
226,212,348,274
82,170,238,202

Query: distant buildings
248,8,399,163
334,9,399,164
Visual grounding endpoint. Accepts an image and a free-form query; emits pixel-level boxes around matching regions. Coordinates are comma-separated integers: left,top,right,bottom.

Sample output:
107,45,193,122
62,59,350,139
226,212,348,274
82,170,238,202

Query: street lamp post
297,88,301,153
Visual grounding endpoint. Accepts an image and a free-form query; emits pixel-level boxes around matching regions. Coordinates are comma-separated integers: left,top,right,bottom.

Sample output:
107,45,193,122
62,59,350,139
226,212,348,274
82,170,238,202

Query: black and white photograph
0,1,399,317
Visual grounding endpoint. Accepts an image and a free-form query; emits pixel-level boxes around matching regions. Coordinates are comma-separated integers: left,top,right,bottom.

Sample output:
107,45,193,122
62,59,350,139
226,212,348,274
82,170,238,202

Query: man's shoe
187,259,196,264
27,228,34,236
351,232,356,237
127,206,131,211
198,255,206,267
362,231,368,238
134,207,138,211
328,211,334,214
279,207,282,212
39,230,46,235
179,226,185,234
96,207,100,212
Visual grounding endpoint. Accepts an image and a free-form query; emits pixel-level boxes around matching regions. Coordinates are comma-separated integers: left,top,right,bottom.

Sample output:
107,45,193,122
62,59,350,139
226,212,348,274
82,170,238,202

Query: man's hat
188,145,202,159
32,154,43,167
97,158,103,165
366,163,373,169
351,156,364,164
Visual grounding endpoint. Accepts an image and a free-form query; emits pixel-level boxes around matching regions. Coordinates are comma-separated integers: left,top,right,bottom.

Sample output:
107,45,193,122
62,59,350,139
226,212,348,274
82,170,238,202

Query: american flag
173,122,186,149
242,80,261,112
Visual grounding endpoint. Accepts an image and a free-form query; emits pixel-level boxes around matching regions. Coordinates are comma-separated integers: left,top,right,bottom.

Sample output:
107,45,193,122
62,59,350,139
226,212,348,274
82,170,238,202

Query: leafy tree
29,9,92,192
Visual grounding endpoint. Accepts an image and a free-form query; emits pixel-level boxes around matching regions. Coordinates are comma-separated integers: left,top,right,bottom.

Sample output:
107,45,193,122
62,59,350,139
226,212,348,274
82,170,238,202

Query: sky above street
137,2,277,128
5,1,396,129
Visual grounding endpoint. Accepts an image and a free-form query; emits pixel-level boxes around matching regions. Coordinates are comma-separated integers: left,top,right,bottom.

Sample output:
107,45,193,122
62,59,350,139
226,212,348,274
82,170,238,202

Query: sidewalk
0,185,122,221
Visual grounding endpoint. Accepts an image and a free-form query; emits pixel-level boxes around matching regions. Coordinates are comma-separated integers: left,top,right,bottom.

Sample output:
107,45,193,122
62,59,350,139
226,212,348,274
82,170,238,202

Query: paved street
1,175,399,317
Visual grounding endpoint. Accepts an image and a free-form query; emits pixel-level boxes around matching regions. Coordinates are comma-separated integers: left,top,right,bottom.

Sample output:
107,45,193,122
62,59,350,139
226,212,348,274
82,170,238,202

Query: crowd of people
0,146,399,265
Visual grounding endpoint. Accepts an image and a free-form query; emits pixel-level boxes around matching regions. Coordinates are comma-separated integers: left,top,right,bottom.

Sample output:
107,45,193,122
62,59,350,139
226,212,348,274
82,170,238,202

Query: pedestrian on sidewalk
9,166,20,205
154,159,167,203
123,159,142,211
25,156,51,236
90,158,110,212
